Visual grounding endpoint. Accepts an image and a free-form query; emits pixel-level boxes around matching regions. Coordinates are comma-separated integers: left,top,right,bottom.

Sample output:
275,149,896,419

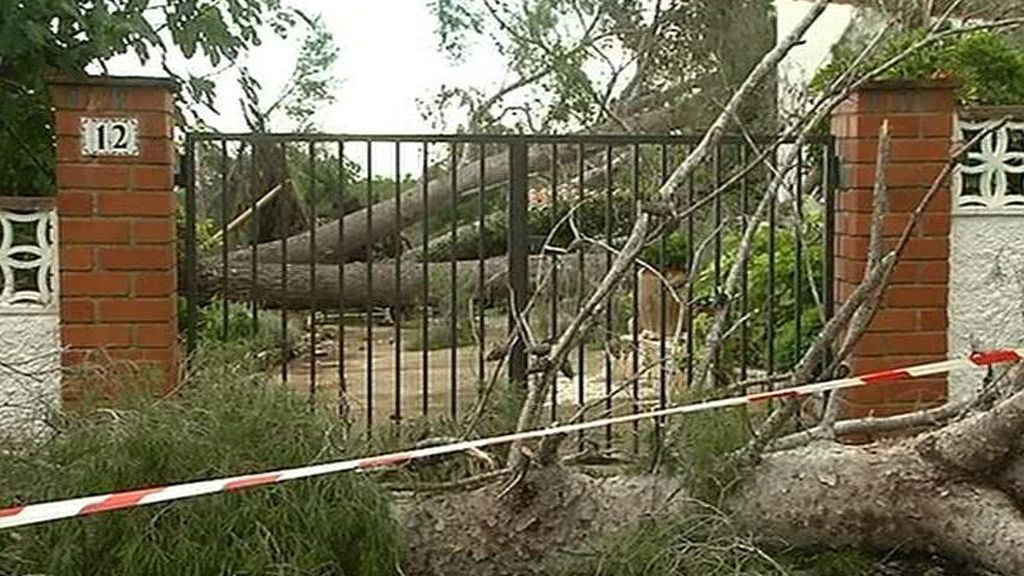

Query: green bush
177,298,303,366
814,28,1024,105
0,79,54,197
174,196,218,263
692,209,825,373
0,344,400,575
640,230,690,272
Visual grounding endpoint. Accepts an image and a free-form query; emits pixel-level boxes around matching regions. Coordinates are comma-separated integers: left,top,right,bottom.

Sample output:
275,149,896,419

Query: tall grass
551,505,789,576
0,343,399,575
551,505,889,576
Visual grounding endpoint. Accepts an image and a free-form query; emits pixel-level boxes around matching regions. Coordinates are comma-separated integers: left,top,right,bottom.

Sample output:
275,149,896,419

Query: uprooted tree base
396,468,686,576
395,374,1024,576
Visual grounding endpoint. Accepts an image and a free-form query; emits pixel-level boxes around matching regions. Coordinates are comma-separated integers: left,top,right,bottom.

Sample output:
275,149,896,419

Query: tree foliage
813,26,1024,105
422,0,777,134
0,0,306,196
237,12,339,133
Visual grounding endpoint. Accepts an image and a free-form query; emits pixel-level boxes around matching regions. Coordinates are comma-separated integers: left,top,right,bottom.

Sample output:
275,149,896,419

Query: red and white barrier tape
1,348,1021,531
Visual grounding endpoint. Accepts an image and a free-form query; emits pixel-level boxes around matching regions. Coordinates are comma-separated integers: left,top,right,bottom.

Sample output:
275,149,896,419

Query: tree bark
197,255,509,310
194,252,611,310
736,376,1024,575
396,468,685,576
734,442,1024,575
397,371,1024,576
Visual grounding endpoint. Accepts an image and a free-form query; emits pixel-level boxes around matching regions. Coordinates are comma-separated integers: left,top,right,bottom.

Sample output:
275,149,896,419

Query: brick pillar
50,75,179,397
830,79,956,420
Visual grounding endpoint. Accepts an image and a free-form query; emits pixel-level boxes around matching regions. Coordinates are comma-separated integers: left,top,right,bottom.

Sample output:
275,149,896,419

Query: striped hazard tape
1,348,1021,531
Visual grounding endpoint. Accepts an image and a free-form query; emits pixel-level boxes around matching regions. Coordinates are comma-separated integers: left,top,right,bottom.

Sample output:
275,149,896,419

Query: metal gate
181,132,835,451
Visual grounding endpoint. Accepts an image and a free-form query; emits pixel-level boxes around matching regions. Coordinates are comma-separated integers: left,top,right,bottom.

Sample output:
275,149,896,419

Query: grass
403,315,478,352
551,504,888,576
0,342,400,576
189,299,305,366
649,394,753,505
551,504,789,576
357,381,526,488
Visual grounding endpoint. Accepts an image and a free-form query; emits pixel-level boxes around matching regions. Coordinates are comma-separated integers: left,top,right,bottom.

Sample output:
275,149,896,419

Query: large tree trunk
396,468,685,576
195,252,612,310
396,375,1024,576
734,377,1024,575
197,256,510,309
735,442,1024,575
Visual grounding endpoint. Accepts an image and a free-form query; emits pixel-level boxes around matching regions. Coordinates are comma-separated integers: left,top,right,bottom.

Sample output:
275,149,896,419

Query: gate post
507,142,529,388
830,79,956,423
50,75,180,398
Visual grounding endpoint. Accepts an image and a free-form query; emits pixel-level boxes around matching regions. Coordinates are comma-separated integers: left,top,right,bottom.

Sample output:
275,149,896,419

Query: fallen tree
737,385,1024,575
394,366,1024,575
223,100,688,267
383,3,1024,574
195,252,612,309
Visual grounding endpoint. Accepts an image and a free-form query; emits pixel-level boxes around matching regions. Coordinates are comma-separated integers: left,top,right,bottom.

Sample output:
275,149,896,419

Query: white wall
0,207,61,445
948,118,1024,402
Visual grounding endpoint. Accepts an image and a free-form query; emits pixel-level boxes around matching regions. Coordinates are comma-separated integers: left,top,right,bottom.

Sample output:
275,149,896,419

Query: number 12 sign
80,117,140,156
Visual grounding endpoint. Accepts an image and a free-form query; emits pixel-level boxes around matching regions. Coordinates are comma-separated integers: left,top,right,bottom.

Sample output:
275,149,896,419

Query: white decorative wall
949,116,1024,402
0,202,60,445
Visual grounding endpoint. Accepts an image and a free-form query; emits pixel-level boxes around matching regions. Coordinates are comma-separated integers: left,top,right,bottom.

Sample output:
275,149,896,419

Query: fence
181,132,835,453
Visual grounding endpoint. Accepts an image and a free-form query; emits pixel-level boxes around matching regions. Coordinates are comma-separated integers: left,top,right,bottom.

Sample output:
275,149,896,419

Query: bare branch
504,0,833,476
819,119,893,431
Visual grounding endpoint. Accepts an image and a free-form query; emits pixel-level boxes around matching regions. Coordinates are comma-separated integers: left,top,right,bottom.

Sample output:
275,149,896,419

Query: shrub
178,298,303,367
640,230,689,272
692,208,825,374
813,28,1024,106
0,345,400,575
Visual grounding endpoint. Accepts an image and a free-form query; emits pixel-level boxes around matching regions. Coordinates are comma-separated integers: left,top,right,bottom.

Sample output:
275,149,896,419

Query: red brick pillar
830,79,956,420
50,75,179,397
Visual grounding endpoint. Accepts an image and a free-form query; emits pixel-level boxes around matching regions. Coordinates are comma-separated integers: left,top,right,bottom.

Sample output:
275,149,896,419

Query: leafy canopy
423,0,776,133
813,27,1024,105
0,0,310,196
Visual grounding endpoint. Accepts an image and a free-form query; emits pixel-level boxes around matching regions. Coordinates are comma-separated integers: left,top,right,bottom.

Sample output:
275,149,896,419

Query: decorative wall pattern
956,119,1024,211
951,113,1024,401
0,207,58,310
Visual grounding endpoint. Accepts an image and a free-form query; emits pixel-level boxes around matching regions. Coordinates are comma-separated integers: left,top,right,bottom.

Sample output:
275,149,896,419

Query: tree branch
504,0,833,476
924,371,1024,474
819,119,893,431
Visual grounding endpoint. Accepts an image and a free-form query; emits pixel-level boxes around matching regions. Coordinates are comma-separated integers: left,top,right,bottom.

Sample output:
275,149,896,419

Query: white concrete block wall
0,204,61,445
949,116,1024,403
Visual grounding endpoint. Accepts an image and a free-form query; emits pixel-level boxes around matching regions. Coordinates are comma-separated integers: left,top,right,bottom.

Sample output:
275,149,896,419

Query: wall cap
47,74,179,93
0,196,57,211
856,78,959,92
958,105,1024,121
